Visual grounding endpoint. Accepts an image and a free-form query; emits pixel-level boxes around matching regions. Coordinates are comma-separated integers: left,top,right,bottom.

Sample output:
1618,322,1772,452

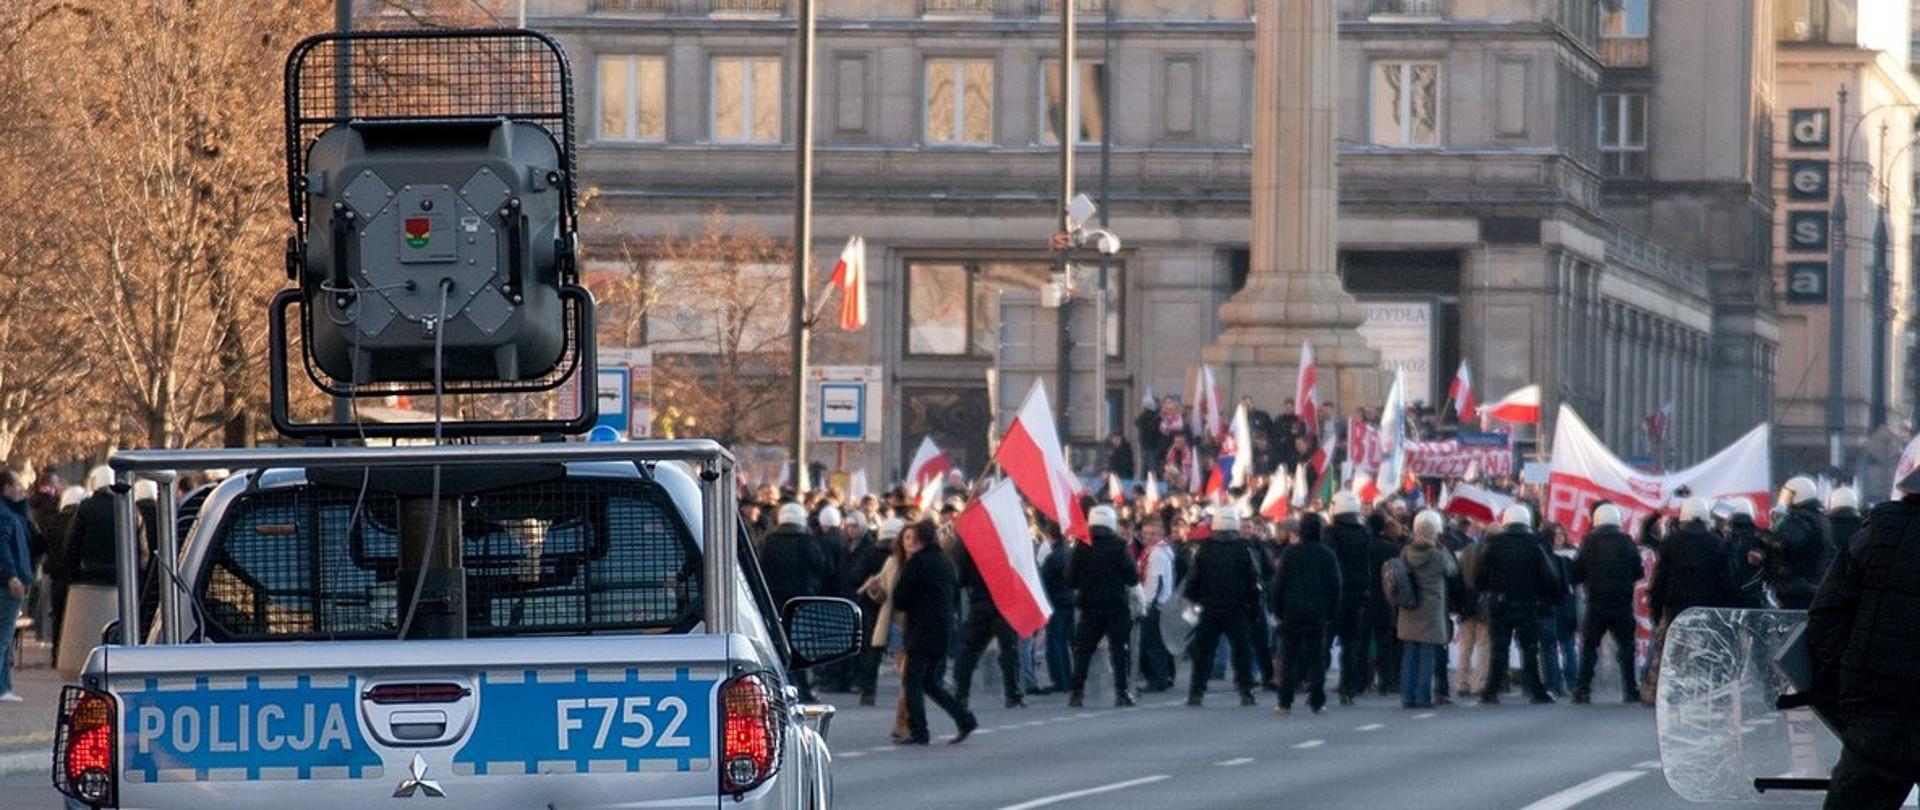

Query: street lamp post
789,0,816,489
1054,0,1077,434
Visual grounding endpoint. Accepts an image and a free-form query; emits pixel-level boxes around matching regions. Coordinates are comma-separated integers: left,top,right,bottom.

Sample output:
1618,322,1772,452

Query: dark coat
1650,522,1729,622
1106,441,1136,480
1827,507,1866,553
1184,532,1259,610
1723,519,1770,609
891,544,959,656
813,530,847,597
63,490,126,587
1039,540,1073,611
1327,515,1375,599
952,542,1002,616
1474,527,1559,612
0,499,30,585
758,525,826,609
1134,408,1165,472
1367,535,1404,626
1808,498,1920,773
1772,502,1833,607
1068,527,1138,612
1269,536,1341,625
1571,525,1644,614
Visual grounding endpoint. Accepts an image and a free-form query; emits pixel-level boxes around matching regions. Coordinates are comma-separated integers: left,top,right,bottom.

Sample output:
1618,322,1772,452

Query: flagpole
788,0,817,490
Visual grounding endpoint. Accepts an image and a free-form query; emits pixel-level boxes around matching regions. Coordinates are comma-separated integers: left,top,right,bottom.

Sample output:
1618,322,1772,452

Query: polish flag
1226,402,1254,491
1107,473,1126,506
1441,483,1515,524
995,381,1089,542
1309,416,1338,479
827,236,868,331
1296,342,1319,435
954,480,1054,637
1291,463,1310,508
1448,360,1477,423
1376,369,1409,493
1645,401,1673,446
1142,472,1162,513
847,469,869,502
1353,471,1379,505
1485,384,1543,425
1259,464,1292,521
905,437,953,501
1190,364,1224,440
1186,442,1203,495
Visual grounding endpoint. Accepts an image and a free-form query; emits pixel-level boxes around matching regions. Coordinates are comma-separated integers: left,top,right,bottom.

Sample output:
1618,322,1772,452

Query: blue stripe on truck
120,674,382,783
453,666,717,776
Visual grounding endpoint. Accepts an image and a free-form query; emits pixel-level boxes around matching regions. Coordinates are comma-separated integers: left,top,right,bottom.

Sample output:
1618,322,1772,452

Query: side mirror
100,620,122,646
781,597,862,671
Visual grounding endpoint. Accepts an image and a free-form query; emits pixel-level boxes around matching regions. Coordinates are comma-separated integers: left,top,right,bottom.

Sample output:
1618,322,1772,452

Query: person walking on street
1645,497,1730,703
889,520,978,745
1184,509,1260,707
1269,513,1341,715
1368,516,1407,695
759,502,828,701
1396,510,1456,710
0,471,32,701
1068,506,1139,708
1806,469,1920,809
1037,523,1075,694
1724,501,1771,609
1474,505,1558,705
1453,526,1492,699
1326,492,1375,705
1136,516,1177,693
1571,504,1644,704
951,536,1026,710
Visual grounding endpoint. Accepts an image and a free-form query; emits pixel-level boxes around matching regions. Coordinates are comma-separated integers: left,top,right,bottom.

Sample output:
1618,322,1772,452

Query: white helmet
58,486,87,510
1330,491,1361,517
133,479,158,502
777,502,809,528
1499,504,1533,529
1781,476,1819,507
1679,497,1712,524
1088,505,1119,533
1828,487,1860,512
1592,504,1625,530
817,505,843,528
1730,498,1756,521
1211,507,1243,534
85,465,113,493
1413,509,1444,544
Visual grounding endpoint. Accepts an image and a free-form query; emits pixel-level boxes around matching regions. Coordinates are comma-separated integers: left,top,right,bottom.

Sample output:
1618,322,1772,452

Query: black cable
396,278,452,640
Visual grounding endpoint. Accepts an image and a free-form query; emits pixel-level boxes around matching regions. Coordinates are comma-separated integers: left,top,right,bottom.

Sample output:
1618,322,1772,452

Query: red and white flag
1142,472,1162,513
1107,473,1125,506
827,236,868,331
1352,471,1378,505
905,437,953,501
1448,359,1477,423
1376,369,1409,492
1442,483,1514,524
1259,464,1292,521
1309,415,1338,479
995,381,1089,542
953,480,1054,637
1291,463,1311,508
1190,364,1225,441
1226,402,1254,491
1645,401,1673,446
1296,342,1319,434
1485,384,1542,425
1545,405,1770,540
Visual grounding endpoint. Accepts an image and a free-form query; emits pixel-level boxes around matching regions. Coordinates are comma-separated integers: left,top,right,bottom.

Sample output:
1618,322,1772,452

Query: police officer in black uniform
1475,504,1559,705
1773,476,1834,609
1571,503,1643,704
1067,506,1139,708
1184,508,1260,708
1807,469,1920,809
1326,491,1375,705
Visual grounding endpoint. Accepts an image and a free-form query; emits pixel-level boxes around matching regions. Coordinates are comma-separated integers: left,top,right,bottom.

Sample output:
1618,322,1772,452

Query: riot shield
1656,608,1840,803
1159,578,1199,657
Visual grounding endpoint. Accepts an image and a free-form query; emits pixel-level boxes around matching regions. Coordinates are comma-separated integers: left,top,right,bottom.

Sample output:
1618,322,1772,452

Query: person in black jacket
1771,476,1833,609
842,514,890,706
1068,506,1139,708
1325,492,1375,705
758,503,828,701
1474,505,1559,705
1806,481,1920,809
1270,513,1341,715
1571,504,1645,704
1826,487,1866,553
1184,509,1260,707
889,520,977,745
952,537,1026,711
1643,498,1731,703
1723,501,1770,609
1367,517,1406,696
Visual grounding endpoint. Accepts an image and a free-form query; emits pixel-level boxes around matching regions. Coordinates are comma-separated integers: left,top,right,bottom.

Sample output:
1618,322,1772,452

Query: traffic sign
808,366,882,443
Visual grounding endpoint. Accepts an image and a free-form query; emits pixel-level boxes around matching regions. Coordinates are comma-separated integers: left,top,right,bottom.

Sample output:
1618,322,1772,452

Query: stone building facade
528,0,1773,481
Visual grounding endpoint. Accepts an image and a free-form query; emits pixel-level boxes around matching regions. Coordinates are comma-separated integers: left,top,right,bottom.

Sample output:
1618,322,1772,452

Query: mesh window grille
199,478,701,641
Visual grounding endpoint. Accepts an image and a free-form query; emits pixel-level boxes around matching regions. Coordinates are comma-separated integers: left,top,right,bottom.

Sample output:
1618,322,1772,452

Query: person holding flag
995,381,1087,541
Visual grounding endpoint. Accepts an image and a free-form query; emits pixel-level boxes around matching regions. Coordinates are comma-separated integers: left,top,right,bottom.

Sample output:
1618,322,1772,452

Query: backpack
1383,557,1420,610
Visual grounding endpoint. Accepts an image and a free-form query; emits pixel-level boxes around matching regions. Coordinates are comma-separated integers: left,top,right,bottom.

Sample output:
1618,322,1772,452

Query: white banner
1545,405,1771,539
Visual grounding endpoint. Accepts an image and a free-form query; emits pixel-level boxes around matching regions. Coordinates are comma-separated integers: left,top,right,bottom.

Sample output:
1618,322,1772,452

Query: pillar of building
1206,0,1380,409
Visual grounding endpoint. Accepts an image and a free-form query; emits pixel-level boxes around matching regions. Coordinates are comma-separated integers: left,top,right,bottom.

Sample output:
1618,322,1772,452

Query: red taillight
53,686,116,807
719,673,782,796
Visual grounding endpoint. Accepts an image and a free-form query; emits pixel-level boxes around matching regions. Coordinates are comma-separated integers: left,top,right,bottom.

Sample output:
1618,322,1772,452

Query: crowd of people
741,460,1865,745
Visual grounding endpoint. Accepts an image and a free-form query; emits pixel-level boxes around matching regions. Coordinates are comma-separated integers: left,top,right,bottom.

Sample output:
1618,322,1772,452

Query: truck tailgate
100,635,735,809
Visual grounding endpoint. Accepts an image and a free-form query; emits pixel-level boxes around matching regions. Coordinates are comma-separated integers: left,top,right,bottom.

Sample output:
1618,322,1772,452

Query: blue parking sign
818,382,865,440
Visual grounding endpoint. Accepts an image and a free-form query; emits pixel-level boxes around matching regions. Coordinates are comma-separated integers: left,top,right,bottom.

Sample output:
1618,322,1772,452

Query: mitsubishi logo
393,753,445,799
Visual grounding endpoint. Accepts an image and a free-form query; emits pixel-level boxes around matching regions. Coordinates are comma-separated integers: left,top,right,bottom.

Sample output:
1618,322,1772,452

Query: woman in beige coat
1397,510,1457,709
860,518,911,739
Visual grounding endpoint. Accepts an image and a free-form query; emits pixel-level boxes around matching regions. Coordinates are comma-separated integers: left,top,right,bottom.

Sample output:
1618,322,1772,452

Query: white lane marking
1357,723,1385,732
862,746,894,754
995,725,1019,731
1517,770,1648,810
0,750,46,776
1413,712,1436,720
1293,739,1325,749
1156,699,1184,707
974,728,997,735
839,751,867,759
995,775,1173,810
1633,760,1661,770
1215,757,1255,767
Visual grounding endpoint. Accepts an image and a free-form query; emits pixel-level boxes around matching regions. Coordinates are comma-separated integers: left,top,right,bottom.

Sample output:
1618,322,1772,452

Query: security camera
1084,229,1122,256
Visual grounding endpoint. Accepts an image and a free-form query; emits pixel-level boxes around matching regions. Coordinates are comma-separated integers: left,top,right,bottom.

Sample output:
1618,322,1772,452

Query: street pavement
0,652,1848,808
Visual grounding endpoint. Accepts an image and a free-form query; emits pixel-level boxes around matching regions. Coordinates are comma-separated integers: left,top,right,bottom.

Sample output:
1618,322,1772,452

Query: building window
1600,0,1650,67
1369,61,1441,146
905,261,1122,357
712,56,782,144
1040,59,1107,144
1598,93,1648,177
925,58,995,145
1775,0,1826,42
598,55,667,142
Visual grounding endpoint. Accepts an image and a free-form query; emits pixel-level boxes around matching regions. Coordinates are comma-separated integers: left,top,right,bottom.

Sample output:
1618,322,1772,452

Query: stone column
1207,0,1380,408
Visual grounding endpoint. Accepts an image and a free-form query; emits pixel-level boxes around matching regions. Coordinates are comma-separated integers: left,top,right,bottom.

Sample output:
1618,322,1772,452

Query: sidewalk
0,639,63,776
